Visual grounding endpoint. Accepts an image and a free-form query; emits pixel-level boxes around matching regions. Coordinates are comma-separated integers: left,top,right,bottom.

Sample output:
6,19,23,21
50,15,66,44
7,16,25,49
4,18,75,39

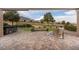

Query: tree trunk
16,22,18,26
12,21,13,26
16,22,18,27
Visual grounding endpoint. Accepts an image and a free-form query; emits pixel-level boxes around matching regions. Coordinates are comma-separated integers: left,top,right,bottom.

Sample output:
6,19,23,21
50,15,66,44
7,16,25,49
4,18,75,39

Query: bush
46,28,49,31
3,23,11,27
25,24,33,27
17,24,33,28
64,24,77,31
31,27,34,32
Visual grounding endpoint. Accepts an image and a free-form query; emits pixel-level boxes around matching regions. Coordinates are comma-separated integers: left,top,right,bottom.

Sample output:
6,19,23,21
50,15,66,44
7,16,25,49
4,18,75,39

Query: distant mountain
19,16,41,23
20,16,33,21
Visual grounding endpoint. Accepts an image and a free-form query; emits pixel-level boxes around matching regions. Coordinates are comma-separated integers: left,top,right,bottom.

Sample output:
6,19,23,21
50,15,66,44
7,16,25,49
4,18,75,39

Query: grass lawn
19,27,32,32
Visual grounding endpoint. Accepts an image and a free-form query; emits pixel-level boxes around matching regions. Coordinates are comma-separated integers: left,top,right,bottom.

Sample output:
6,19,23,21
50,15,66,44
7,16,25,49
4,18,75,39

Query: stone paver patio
0,31,79,50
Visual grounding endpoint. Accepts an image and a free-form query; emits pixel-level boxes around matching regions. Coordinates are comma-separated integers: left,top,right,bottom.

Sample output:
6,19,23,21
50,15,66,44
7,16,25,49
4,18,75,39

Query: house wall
77,10,79,36
0,9,3,37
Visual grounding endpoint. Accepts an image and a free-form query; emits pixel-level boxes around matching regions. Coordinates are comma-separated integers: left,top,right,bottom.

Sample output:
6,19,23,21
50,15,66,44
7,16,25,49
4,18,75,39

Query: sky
18,10,77,23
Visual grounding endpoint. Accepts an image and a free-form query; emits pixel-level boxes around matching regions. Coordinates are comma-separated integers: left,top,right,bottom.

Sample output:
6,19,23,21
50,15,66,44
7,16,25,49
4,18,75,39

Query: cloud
18,11,29,17
18,10,53,16
64,10,76,15
54,10,77,23
35,16,44,21
54,15,77,23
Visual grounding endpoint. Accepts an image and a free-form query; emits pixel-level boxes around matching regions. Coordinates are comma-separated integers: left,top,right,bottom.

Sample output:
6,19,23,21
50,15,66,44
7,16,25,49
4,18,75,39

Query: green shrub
17,24,33,28
25,24,33,27
3,23,11,27
31,27,34,32
64,24,77,31
46,28,49,31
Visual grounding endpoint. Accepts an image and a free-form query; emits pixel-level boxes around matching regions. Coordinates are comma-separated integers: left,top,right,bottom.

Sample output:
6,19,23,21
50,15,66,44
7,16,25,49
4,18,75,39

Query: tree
30,20,33,22
64,21,77,31
13,13,20,24
43,12,54,23
61,20,65,24
24,20,26,22
66,22,70,25
40,19,44,23
43,12,55,31
3,11,20,26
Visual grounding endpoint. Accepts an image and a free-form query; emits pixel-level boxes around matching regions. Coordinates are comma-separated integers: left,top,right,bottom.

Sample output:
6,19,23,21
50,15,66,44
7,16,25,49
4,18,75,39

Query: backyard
0,10,78,50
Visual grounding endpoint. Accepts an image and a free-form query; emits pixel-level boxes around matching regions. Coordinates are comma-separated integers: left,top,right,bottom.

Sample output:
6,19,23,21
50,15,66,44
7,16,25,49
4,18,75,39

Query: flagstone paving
0,31,79,50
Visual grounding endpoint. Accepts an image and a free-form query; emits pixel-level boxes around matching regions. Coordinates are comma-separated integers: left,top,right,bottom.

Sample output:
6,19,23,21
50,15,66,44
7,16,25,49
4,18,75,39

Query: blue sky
18,10,68,19
18,10,77,23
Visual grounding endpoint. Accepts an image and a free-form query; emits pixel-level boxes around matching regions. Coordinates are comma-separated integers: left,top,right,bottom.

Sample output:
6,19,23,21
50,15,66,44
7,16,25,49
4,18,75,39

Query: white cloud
64,10,76,15
54,10,77,23
35,16,43,21
18,11,29,17
54,15,77,23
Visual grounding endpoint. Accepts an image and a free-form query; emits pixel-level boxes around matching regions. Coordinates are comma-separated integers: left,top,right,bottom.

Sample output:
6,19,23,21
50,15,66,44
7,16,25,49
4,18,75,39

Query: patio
0,31,79,50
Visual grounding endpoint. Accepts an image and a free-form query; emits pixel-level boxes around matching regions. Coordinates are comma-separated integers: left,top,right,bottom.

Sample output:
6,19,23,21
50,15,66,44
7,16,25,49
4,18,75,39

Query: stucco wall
0,9,3,37
76,10,79,36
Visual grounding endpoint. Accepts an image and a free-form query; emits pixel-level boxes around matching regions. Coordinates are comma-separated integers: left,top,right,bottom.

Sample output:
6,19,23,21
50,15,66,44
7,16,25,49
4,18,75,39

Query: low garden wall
3,26,17,35
3,23,34,35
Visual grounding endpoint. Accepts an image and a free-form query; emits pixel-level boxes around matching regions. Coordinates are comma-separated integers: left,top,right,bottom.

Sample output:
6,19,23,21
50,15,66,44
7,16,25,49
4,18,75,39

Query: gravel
0,31,79,50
